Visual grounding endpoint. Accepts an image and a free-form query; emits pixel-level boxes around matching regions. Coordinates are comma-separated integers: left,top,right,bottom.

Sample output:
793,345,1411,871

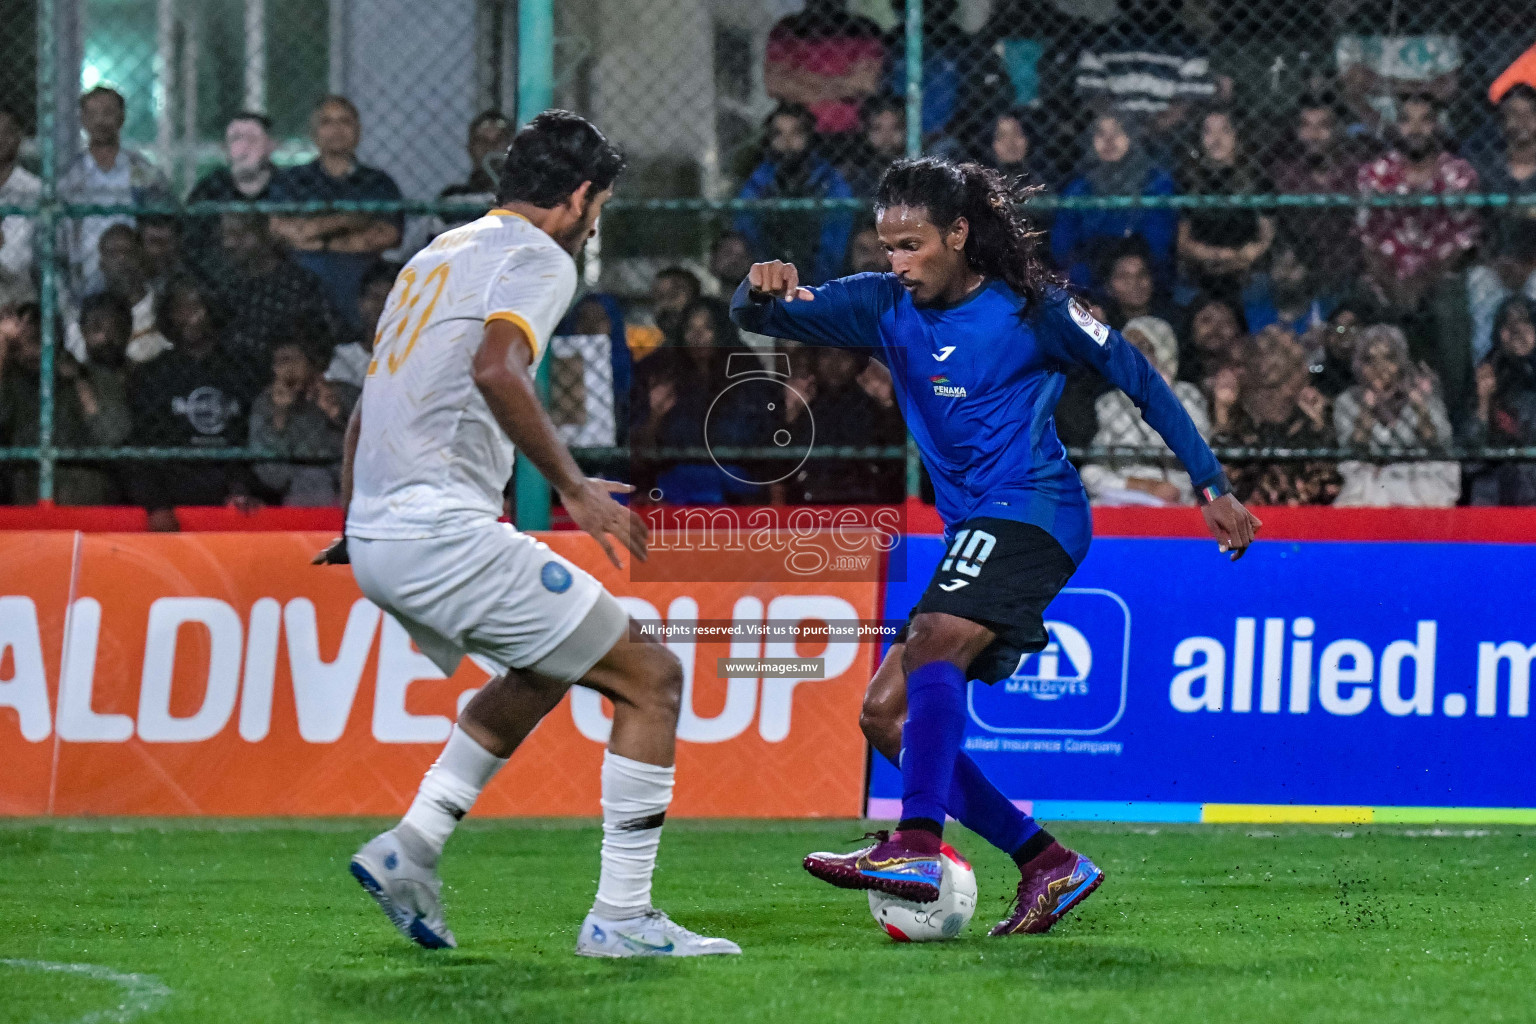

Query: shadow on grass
307,935,1327,1023
308,956,691,1024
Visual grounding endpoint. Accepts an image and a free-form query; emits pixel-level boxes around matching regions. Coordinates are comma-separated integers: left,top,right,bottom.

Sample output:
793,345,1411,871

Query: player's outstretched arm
472,318,649,569
729,261,890,349
1046,293,1262,559
746,259,814,303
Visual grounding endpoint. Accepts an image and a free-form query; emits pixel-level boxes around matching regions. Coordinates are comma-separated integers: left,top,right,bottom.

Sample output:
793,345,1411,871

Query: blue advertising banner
868,536,1536,821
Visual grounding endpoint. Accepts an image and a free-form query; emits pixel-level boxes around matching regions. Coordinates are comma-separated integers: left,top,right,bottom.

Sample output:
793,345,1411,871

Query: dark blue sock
899,661,968,831
950,753,1040,854
883,747,1040,856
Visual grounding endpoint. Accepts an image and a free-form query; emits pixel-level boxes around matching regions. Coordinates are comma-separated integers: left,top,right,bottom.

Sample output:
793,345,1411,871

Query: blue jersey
730,273,1225,564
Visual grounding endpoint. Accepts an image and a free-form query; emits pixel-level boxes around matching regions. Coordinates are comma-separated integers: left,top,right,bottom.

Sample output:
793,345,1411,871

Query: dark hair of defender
874,156,1057,312
495,110,626,209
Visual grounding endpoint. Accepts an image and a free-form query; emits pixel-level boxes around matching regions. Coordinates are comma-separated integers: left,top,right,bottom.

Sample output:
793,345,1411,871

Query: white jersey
347,210,576,539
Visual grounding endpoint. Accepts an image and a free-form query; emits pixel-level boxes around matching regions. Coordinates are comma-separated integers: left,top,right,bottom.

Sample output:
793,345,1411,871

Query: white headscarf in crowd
1122,316,1179,381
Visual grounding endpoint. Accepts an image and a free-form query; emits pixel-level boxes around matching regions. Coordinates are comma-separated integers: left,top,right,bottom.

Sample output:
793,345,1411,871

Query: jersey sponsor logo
935,345,956,361
1068,299,1110,346
540,561,573,593
938,578,969,592
929,374,968,398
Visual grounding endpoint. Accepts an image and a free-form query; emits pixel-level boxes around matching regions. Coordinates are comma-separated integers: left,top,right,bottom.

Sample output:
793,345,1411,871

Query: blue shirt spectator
1243,239,1332,338
269,96,403,328
1052,111,1177,290
734,104,854,286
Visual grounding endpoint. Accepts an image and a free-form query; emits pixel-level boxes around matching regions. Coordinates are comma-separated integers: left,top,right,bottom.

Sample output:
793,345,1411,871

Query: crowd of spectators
0,88,424,520
723,0,1536,509
6,0,1536,517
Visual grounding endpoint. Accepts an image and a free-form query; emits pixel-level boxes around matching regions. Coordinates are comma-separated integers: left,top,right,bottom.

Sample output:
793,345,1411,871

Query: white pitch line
1,959,172,1024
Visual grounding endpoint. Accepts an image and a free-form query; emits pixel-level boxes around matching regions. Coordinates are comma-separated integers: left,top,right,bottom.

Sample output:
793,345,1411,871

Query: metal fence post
903,0,923,501
514,0,555,530
34,0,58,504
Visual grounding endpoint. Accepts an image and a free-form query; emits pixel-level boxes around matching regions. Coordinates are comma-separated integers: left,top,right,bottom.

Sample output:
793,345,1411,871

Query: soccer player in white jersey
315,111,738,958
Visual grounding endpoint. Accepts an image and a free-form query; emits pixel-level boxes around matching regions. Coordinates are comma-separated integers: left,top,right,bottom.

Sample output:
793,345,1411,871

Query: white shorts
349,522,625,682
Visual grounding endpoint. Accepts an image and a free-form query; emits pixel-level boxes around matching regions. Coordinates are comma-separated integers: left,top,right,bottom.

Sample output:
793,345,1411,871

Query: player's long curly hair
874,157,1058,313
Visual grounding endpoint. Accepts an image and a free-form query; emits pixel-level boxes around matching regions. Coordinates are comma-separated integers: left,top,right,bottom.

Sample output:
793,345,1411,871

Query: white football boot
349,829,457,949
575,909,741,958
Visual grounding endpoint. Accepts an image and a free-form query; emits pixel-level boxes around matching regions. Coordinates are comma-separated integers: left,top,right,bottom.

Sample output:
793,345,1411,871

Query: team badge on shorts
541,560,573,593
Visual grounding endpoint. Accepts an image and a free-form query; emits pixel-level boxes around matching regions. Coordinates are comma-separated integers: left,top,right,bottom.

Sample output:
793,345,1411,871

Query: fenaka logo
967,589,1130,735
930,374,967,399
1006,622,1092,701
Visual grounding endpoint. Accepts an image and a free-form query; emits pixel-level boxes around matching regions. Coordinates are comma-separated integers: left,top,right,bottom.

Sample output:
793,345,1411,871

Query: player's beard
554,195,599,256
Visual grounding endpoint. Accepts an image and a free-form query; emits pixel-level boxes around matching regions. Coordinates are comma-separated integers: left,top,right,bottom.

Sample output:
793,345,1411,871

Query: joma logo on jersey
930,375,967,398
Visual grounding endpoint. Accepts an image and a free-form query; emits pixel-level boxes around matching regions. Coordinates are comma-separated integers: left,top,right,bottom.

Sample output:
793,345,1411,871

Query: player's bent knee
859,683,903,745
858,702,902,757
637,645,683,721
657,648,684,706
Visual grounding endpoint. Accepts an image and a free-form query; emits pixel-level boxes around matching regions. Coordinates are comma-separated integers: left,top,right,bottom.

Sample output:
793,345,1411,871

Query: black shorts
894,518,1077,685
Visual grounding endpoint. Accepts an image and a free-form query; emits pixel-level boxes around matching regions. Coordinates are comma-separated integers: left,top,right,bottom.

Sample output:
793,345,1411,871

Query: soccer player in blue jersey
731,158,1261,936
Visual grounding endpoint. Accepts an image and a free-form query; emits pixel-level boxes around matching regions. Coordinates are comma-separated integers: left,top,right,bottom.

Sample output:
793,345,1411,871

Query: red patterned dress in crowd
1355,150,1479,283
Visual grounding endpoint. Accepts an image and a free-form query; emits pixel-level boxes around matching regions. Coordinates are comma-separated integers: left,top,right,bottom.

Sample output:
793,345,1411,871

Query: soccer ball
868,843,977,942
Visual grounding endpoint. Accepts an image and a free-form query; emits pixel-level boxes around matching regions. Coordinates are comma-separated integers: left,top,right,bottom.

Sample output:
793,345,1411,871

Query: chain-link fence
3,0,1536,521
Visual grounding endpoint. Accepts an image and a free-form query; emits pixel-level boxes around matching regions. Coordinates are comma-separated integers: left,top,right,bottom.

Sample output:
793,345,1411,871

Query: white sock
591,751,675,921
396,725,508,868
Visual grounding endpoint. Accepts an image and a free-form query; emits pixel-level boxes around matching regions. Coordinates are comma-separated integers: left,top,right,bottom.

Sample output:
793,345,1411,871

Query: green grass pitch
1,819,1531,1023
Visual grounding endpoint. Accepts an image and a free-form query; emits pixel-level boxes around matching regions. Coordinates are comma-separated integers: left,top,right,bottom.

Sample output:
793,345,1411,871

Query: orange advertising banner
0,531,880,818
